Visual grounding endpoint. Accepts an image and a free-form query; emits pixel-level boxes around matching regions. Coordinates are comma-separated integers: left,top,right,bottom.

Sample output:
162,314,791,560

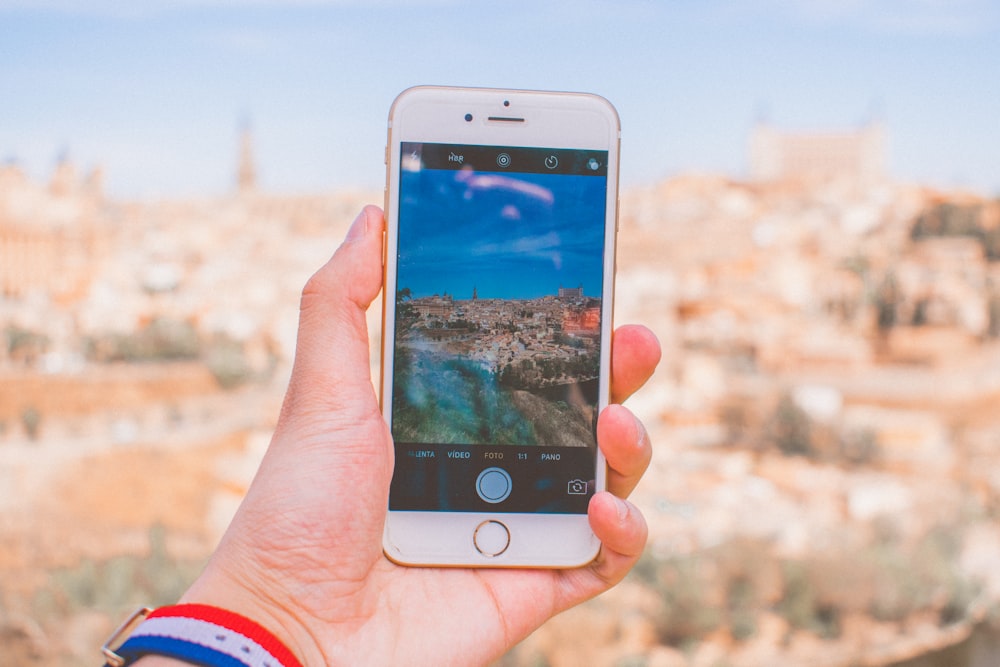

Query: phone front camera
464,113,473,122
503,100,510,107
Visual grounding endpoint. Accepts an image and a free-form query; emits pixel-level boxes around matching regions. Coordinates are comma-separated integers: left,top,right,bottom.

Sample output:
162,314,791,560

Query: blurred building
749,121,887,188
0,159,109,303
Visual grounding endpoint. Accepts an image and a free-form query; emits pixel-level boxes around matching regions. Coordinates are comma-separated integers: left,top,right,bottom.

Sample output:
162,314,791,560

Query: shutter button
476,467,512,503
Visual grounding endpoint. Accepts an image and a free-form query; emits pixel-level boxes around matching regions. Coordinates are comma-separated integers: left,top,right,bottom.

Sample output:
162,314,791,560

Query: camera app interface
389,142,609,513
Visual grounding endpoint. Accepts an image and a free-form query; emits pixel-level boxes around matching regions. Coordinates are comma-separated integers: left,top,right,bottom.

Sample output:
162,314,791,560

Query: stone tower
237,120,256,194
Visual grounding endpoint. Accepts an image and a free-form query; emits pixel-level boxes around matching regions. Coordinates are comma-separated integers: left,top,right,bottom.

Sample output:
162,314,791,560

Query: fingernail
635,417,648,449
612,495,631,523
345,209,369,242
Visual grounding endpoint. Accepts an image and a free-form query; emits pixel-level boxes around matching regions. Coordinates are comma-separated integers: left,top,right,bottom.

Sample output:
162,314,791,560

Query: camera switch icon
567,479,588,495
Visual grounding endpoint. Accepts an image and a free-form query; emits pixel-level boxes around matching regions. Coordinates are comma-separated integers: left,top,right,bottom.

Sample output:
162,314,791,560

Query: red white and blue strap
103,604,303,667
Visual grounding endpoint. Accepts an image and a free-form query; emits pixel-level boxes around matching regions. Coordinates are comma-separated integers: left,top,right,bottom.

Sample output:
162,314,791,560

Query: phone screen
388,141,610,514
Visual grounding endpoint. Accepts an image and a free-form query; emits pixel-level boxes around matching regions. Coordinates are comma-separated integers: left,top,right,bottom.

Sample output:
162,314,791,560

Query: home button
474,520,510,557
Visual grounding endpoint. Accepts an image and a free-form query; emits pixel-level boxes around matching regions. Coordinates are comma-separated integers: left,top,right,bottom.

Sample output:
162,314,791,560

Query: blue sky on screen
0,1,997,197
397,168,606,300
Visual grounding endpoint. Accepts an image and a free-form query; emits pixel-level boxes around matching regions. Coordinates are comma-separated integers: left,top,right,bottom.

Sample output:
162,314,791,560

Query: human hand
157,206,661,666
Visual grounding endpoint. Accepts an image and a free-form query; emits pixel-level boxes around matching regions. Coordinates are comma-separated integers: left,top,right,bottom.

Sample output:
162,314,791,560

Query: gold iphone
381,86,620,567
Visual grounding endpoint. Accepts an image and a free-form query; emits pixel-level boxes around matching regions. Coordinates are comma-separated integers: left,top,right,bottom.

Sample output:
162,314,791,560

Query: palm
297,553,597,666
370,565,557,665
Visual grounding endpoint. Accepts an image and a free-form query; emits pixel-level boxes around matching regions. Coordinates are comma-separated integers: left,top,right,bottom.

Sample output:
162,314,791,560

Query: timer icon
544,155,559,169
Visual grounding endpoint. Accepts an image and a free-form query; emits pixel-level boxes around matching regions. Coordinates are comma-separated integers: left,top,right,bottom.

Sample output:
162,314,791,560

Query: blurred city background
1,2,999,666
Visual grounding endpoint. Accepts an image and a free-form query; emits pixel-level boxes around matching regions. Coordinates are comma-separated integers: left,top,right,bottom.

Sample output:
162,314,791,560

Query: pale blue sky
1,0,997,198
398,169,606,300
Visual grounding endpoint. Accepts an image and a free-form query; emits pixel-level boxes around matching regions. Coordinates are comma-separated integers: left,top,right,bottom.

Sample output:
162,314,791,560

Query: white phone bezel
381,86,620,568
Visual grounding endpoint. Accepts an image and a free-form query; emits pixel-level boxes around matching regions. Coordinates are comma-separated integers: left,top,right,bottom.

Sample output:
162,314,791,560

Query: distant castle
749,121,887,188
558,285,584,300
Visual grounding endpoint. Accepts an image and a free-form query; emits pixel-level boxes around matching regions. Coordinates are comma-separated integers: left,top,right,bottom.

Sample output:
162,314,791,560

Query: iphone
381,86,620,567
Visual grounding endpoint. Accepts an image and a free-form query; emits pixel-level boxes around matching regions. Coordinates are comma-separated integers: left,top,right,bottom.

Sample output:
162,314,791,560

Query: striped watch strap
102,604,303,667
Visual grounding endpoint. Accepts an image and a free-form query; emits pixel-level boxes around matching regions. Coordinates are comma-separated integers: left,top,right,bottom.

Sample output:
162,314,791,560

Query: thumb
282,205,385,422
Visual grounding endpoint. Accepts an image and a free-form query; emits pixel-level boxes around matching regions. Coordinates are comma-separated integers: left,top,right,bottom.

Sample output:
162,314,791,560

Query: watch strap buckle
101,606,153,667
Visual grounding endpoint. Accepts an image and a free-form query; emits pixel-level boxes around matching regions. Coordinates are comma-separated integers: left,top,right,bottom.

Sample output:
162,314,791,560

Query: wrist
104,602,310,667
177,563,327,667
